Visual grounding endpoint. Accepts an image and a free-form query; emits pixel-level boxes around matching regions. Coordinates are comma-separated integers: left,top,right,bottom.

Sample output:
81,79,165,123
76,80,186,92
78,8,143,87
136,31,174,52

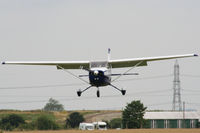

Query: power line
185,102,200,106
0,74,172,90
0,71,197,108
0,95,75,98
180,74,200,78
182,89,200,92
0,99,49,104
0,83,85,90
18,89,172,97
116,74,172,82
146,102,172,107
181,93,200,96
128,89,171,95
0,88,172,104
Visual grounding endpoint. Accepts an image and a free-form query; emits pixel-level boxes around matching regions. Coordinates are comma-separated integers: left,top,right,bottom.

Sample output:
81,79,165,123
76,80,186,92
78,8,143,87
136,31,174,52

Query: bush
110,118,122,129
0,114,25,130
19,122,36,130
66,112,84,128
0,123,13,131
35,115,59,130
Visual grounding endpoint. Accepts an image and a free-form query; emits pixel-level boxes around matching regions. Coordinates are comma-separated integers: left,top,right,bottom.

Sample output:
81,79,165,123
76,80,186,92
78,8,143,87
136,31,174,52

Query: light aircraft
2,49,198,97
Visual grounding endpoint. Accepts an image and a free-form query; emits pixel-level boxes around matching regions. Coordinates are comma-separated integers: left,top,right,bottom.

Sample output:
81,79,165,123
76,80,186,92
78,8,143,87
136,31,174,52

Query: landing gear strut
77,85,126,97
77,86,92,97
77,86,101,97
109,84,126,95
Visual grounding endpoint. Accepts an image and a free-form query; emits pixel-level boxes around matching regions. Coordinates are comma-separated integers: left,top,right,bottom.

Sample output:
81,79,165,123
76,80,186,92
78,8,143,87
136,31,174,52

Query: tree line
0,98,147,131
0,112,85,131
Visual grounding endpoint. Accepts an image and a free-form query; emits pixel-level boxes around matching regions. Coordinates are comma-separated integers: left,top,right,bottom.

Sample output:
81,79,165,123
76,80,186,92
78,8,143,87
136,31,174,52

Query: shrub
66,112,84,128
35,115,59,130
110,118,122,129
0,114,25,130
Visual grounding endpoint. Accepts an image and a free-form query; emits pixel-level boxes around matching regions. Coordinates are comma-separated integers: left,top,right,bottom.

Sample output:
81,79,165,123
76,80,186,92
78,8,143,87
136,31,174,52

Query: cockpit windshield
90,61,108,68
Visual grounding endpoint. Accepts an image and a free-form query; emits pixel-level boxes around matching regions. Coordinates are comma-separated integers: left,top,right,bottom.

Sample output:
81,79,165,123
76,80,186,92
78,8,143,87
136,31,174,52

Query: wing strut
112,61,143,82
57,65,89,84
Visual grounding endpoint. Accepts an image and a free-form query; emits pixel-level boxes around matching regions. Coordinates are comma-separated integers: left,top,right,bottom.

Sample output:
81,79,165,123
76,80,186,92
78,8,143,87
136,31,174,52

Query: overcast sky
0,0,199,111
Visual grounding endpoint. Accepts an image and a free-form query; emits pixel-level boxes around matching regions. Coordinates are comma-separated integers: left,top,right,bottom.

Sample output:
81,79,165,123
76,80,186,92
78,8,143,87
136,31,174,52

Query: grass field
1,110,199,133
3,129,200,133
0,110,121,125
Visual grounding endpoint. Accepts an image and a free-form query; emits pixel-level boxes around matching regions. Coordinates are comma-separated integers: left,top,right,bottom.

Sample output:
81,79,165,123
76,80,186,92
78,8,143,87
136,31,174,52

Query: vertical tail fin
107,48,112,78
108,48,111,61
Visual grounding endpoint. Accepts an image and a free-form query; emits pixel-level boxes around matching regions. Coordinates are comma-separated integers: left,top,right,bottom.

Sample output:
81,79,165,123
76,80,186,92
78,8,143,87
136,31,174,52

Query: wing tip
2,62,5,65
194,54,198,57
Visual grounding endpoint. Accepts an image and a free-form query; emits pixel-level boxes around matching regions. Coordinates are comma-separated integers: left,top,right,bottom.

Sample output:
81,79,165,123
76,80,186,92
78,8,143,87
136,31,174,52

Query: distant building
143,112,200,128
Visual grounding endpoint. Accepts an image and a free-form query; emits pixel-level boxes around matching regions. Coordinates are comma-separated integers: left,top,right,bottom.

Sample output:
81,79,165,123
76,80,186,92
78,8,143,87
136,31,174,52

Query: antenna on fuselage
108,48,111,61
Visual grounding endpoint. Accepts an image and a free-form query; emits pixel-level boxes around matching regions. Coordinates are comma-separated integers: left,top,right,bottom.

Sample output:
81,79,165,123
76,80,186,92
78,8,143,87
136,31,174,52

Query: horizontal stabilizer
79,75,89,77
111,73,139,76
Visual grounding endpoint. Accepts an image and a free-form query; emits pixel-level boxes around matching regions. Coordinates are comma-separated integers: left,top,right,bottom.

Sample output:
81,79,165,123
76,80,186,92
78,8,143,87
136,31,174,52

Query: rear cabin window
90,61,108,68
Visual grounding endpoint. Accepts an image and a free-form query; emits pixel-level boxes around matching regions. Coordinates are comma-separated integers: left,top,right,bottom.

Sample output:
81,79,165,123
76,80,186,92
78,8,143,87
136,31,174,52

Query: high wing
2,61,90,69
108,54,198,68
2,54,198,69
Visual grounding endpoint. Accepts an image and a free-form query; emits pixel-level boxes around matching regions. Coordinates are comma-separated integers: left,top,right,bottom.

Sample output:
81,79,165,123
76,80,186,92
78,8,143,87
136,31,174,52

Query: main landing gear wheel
109,84,126,96
121,90,126,95
97,90,100,97
77,90,82,97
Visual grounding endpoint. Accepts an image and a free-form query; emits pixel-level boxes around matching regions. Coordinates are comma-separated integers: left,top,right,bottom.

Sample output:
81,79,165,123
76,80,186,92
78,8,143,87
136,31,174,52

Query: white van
93,121,107,130
79,123,94,130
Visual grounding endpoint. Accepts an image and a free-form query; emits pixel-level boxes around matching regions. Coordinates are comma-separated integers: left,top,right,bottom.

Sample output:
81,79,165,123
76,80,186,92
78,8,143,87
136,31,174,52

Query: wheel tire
121,90,126,95
77,91,82,97
97,90,100,97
